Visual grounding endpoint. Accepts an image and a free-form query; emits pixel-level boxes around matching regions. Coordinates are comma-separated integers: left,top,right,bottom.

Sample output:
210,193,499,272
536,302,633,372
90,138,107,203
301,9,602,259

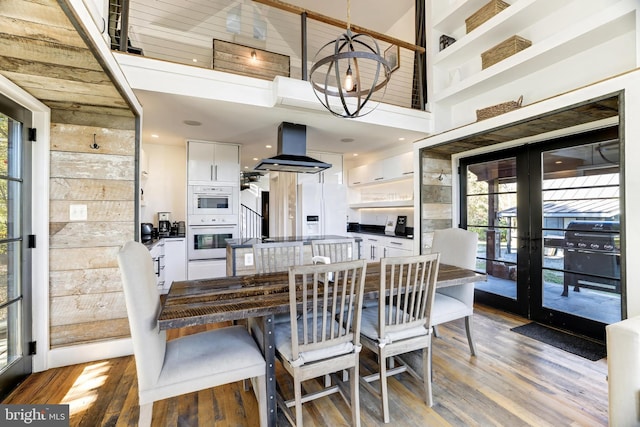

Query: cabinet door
214,144,239,182
384,152,414,180
365,236,383,262
149,242,165,290
348,164,367,186
188,141,214,181
163,238,186,291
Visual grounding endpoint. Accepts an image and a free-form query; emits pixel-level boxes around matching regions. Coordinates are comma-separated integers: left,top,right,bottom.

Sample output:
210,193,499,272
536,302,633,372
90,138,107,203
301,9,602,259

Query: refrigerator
297,183,347,237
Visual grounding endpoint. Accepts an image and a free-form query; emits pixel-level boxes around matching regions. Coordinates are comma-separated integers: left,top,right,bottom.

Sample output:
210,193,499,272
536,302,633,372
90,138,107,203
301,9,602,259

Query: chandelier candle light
309,0,391,118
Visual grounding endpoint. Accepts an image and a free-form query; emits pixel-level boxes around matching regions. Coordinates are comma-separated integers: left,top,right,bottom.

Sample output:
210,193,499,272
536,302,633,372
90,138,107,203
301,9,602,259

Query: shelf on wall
432,5,636,105
349,200,414,209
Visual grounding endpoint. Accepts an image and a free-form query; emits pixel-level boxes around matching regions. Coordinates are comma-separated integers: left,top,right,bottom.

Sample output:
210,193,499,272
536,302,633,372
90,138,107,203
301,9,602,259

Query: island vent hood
254,122,331,174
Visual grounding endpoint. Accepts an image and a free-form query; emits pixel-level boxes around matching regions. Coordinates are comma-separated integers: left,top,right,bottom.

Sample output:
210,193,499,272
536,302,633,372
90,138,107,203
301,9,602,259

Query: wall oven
188,185,237,216
188,223,238,260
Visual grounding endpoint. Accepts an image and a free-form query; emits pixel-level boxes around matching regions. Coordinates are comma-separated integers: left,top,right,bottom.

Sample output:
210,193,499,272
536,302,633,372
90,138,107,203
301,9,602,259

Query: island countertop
226,234,361,249
225,235,361,276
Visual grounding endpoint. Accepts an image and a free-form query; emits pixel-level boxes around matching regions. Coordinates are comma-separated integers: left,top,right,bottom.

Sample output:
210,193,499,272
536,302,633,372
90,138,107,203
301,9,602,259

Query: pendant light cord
346,0,351,31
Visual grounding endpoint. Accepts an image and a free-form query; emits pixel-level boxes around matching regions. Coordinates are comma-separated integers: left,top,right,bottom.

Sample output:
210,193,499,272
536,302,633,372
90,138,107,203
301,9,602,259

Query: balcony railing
109,0,426,110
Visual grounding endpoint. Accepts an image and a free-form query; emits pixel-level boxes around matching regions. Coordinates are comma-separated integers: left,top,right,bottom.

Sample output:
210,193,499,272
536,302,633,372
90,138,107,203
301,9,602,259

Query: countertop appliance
297,182,347,237
141,223,154,242
158,212,171,237
395,216,407,236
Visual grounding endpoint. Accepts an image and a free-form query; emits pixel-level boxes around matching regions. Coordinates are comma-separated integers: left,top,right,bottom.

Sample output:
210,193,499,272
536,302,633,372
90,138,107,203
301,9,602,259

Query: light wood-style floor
2,304,609,426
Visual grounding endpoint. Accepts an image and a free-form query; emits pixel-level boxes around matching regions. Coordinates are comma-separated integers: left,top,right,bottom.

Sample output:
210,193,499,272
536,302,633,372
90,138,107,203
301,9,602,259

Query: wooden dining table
158,262,486,427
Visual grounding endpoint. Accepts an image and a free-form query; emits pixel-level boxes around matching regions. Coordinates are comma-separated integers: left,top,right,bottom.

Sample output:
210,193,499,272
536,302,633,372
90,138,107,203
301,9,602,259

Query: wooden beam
252,0,425,53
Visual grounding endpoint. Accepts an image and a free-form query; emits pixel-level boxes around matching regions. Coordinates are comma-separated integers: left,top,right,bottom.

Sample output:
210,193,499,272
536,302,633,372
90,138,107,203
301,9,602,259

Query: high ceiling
126,0,422,171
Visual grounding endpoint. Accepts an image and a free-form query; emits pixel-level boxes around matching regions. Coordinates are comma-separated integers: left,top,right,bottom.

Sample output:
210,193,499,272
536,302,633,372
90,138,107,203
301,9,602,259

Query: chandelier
309,0,391,118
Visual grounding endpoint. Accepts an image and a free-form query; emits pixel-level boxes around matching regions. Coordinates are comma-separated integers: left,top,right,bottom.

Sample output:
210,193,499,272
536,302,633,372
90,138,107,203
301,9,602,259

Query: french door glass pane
541,142,621,323
467,157,518,299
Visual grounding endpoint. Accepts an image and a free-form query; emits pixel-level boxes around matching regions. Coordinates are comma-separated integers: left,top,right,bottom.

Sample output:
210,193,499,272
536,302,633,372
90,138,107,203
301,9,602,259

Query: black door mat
511,322,606,361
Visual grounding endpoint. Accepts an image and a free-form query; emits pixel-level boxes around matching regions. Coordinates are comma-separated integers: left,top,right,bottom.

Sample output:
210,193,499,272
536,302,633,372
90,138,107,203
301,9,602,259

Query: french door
461,127,621,340
0,94,32,397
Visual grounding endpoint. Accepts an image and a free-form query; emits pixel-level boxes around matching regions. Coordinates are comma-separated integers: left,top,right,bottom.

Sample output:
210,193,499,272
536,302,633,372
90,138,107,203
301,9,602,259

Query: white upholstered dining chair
275,259,367,427
359,253,440,423
118,241,267,427
429,227,479,355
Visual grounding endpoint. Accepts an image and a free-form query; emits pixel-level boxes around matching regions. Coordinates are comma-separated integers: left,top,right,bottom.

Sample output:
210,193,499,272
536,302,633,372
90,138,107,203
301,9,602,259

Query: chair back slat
311,238,357,262
380,254,440,338
253,241,304,273
289,259,367,358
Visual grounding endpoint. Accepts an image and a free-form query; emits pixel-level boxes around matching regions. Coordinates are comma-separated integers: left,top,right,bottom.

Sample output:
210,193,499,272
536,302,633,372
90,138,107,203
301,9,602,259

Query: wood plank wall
421,151,453,252
48,110,136,348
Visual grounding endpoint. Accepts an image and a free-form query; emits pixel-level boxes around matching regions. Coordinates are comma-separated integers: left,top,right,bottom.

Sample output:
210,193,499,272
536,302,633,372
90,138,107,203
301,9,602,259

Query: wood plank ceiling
0,0,133,118
427,95,620,156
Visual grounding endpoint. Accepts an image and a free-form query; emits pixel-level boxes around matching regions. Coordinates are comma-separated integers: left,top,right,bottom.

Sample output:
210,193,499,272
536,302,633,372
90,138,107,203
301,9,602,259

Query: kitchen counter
349,229,414,240
226,235,362,276
142,235,186,250
226,234,361,249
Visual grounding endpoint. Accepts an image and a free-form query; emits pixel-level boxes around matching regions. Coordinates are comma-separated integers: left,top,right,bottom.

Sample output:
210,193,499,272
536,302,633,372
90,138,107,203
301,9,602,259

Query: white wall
141,143,187,224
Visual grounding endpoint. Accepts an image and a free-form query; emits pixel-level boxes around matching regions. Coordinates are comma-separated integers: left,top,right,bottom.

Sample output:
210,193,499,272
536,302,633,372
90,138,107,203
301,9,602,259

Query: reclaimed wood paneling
50,293,128,327
50,178,134,201
49,267,123,297
50,124,135,155
49,222,134,248
0,56,112,85
213,39,290,81
50,200,135,222
49,247,121,271
51,107,136,129
50,152,134,180
50,318,131,347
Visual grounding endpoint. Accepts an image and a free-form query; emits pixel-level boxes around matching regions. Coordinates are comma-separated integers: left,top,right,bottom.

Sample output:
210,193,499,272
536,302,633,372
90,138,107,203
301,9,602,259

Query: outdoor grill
563,220,620,296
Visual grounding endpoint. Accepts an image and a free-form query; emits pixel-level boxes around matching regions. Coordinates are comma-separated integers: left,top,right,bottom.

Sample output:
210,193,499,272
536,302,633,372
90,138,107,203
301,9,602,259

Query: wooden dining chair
359,253,440,423
253,240,305,273
429,227,479,356
274,259,367,427
118,241,267,427
311,238,357,262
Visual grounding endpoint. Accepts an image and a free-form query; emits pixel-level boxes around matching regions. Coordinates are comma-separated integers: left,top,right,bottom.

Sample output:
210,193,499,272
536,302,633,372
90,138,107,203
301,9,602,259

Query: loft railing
108,0,426,110
241,204,263,240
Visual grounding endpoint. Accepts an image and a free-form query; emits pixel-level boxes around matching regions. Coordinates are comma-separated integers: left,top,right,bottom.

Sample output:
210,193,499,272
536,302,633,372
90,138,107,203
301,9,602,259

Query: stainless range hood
254,122,331,174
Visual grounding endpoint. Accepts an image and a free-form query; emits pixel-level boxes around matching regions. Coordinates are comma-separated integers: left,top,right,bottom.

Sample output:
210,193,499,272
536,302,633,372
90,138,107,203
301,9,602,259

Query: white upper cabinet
188,141,239,184
298,151,343,184
348,152,414,186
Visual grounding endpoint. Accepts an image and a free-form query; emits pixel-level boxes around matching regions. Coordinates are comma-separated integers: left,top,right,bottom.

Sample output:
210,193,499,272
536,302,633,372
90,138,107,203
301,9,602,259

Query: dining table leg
261,314,277,427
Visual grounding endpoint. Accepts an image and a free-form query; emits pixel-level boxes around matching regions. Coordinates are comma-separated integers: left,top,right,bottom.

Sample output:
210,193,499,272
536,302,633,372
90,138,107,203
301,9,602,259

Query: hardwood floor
2,304,609,426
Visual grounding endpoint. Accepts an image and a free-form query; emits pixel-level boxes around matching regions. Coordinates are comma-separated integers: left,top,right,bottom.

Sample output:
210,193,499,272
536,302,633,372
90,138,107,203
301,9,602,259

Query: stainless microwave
188,185,237,216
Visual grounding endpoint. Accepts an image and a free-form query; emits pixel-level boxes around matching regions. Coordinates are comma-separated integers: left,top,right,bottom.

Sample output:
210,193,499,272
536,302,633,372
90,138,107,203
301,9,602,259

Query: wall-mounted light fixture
250,50,257,62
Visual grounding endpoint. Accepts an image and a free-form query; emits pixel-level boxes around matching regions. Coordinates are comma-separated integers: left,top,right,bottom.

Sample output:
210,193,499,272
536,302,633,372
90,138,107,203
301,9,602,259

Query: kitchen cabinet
149,240,165,292
188,259,226,280
298,151,343,184
348,152,413,186
163,237,186,293
188,140,240,183
352,233,415,262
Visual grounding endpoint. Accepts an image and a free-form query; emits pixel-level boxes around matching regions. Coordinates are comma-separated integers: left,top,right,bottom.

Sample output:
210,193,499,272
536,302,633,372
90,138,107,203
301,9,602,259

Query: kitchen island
226,235,361,276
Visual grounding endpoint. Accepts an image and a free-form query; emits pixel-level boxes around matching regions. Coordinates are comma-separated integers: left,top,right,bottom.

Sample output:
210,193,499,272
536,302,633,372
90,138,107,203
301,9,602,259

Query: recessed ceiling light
398,137,405,141
244,166,249,169
266,145,272,148
253,157,258,161
341,138,354,143
192,58,198,63
183,120,202,126
151,134,159,138
555,160,563,164
353,153,359,156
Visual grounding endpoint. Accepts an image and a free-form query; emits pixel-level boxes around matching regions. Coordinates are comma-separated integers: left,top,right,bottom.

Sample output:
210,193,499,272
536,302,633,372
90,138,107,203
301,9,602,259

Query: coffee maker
158,212,171,237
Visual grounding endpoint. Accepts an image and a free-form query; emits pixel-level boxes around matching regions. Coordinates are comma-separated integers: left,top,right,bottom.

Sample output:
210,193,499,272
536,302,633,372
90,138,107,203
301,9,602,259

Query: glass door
461,127,621,340
0,94,32,398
